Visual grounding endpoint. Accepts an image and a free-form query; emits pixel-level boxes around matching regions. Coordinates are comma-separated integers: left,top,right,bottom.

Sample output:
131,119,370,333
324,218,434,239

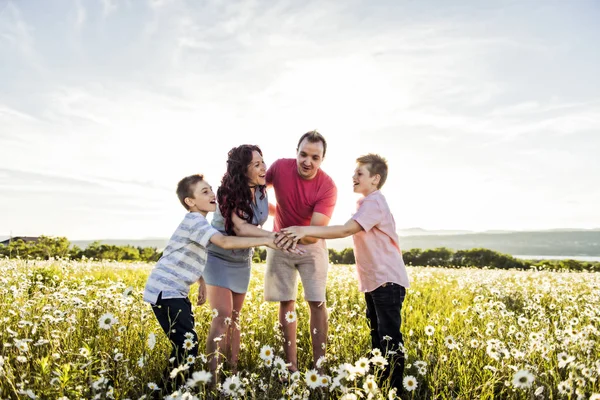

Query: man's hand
197,277,207,306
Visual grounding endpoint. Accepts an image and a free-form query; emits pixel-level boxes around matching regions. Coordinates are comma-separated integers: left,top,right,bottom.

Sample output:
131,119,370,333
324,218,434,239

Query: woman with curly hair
203,144,275,376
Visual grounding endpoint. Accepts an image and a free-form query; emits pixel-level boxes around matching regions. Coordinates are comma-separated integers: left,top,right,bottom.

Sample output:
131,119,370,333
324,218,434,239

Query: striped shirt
143,212,219,304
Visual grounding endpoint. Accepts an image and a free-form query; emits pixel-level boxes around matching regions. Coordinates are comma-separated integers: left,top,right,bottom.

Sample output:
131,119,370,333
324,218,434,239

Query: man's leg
265,248,299,370
307,300,328,371
296,243,330,371
279,300,298,371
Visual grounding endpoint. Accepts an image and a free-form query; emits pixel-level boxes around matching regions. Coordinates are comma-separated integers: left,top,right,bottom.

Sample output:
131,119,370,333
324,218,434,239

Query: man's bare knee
308,301,326,311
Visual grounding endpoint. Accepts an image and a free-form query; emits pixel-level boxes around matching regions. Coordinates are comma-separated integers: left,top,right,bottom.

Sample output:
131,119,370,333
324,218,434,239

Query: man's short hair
297,130,328,158
176,174,204,210
356,154,388,189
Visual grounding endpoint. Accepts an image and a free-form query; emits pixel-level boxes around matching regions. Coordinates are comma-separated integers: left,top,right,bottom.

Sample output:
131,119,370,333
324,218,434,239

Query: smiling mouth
210,200,216,204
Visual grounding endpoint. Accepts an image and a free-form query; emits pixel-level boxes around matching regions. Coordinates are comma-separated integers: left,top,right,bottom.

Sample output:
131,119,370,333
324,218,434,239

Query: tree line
1,236,598,272
0,236,161,262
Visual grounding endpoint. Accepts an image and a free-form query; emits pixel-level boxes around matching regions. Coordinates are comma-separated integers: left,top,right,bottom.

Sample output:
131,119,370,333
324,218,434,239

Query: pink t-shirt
266,158,337,231
351,190,410,292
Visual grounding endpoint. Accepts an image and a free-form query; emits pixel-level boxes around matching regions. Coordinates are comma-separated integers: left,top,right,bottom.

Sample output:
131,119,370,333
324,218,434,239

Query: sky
1,0,599,240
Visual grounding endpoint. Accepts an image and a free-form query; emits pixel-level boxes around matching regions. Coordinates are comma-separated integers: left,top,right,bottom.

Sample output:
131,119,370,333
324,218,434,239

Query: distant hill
396,230,600,257
4,229,600,256
71,238,169,250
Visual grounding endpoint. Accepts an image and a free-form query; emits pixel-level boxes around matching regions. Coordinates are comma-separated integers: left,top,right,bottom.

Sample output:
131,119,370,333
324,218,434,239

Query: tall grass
1,259,599,399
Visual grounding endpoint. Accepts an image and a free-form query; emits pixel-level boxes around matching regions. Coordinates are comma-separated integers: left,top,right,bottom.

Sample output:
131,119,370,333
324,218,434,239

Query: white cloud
1,0,599,238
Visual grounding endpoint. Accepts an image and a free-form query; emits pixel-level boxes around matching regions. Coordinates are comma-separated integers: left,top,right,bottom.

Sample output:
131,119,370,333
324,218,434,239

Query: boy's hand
280,226,308,241
197,277,207,306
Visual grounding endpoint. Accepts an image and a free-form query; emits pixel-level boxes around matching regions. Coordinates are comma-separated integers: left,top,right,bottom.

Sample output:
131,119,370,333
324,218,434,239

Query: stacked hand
271,226,308,253
267,231,303,254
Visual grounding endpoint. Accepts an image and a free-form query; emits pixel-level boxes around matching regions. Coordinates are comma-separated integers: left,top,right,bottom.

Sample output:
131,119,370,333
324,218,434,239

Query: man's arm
268,203,277,217
280,218,363,242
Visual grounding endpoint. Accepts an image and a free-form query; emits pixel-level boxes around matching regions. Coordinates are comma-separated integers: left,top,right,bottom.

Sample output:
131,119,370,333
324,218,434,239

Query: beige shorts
264,240,330,302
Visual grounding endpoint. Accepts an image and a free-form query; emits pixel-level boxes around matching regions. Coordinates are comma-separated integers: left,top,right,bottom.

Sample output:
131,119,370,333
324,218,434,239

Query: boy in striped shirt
143,174,283,388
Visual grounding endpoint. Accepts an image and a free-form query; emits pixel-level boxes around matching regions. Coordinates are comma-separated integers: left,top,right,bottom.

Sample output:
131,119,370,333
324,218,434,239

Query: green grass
1,259,599,399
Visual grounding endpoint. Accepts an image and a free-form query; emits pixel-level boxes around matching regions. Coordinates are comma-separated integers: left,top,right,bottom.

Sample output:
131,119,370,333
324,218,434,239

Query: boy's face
353,163,379,196
185,181,216,216
296,138,324,180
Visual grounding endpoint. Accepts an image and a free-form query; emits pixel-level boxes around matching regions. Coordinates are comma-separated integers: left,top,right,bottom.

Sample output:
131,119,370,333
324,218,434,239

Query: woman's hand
197,277,207,306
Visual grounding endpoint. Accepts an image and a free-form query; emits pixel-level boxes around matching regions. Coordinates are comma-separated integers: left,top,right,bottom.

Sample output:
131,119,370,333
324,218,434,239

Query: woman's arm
231,211,275,238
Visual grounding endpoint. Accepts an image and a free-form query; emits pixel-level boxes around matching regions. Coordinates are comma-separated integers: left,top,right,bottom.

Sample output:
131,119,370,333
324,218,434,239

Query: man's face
296,138,324,180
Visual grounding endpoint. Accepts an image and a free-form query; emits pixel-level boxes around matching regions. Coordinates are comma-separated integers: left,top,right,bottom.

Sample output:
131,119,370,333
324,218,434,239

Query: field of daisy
1,258,599,400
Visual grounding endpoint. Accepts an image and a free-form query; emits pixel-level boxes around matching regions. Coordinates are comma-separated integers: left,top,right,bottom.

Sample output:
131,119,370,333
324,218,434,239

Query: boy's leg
364,291,382,351
152,295,198,389
365,283,406,393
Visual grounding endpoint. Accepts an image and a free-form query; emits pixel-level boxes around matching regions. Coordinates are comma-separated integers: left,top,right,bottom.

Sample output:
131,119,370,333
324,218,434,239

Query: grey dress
203,189,269,293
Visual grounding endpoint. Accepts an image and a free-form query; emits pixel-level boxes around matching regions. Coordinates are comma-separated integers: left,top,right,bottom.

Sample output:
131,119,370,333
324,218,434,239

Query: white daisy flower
444,335,457,350
354,357,370,375
512,370,534,389
147,333,156,350
184,332,195,340
222,375,241,396
403,375,418,392
182,339,196,351
285,311,297,323
259,345,274,361
363,376,379,394
305,369,320,389
186,370,212,386
98,313,117,330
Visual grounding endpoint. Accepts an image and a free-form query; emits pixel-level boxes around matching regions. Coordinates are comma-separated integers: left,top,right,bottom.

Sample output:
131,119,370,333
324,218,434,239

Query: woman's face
246,150,267,187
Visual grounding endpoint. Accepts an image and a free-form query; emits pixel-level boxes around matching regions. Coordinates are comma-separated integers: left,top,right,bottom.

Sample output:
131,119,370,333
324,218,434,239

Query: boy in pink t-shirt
280,154,409,394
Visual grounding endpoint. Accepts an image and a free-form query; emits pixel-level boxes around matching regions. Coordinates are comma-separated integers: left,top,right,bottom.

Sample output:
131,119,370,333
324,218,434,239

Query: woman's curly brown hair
217,144,266,235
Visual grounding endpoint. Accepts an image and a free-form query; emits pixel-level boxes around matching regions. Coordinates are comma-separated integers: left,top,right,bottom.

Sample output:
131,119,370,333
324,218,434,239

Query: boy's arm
279,218,363,242
297,212,331,245
210,232,276,250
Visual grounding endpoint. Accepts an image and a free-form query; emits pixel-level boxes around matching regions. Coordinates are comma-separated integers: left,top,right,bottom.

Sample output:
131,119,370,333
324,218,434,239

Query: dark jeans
365,282,406,393
151,293,198,388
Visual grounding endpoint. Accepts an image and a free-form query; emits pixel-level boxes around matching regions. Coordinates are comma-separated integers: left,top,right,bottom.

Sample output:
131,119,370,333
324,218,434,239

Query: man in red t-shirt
264,130,337,372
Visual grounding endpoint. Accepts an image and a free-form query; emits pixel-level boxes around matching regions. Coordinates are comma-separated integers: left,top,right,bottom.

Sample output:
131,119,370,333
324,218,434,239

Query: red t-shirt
266,158,337,231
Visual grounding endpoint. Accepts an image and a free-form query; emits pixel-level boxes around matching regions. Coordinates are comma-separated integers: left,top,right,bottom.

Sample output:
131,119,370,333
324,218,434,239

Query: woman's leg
205,285,233,378
228,291,247,372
